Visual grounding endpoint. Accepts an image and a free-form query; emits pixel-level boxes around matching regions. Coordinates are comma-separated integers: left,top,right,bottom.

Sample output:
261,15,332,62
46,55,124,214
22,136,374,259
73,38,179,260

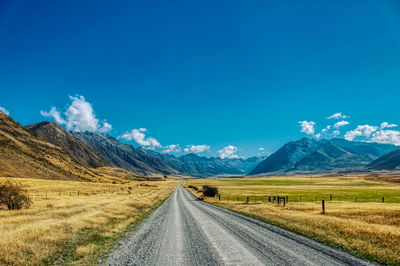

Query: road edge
183,187,379,265
97,183,181,265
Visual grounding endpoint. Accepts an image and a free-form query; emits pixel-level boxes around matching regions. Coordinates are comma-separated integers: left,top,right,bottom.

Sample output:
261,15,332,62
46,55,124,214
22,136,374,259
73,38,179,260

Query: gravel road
103,182,372,266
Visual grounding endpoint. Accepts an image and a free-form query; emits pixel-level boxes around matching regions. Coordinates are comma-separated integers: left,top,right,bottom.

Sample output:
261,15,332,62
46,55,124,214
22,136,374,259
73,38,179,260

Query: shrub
202,185,218,197
188,185,199,191
0,180,32,210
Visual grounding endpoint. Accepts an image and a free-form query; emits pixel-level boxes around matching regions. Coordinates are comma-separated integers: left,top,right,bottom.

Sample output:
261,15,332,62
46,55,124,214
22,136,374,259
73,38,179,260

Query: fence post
330,194,332,201
246,196,249,204
218,195,221,201
322,200,325,214
382,197,384,203
283,197,286,207
268,196,271,203
278,197,280,205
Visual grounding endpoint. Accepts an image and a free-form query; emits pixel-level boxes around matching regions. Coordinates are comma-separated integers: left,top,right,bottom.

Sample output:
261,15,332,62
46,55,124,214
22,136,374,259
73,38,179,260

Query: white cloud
257,147,267,156
321,125,331,133
327,112,348,120
333,120,349,129
119,128,161,149
41,107,66,125
0,106,10,116
344,125,379,141
99,122,112,133
41,95,112,133
163,144,181,153
218,145,239,159
380,122,398,130
370,130,400,146
184,145,210,153
344,123,400,146
299,121,315,135
332,130,340,137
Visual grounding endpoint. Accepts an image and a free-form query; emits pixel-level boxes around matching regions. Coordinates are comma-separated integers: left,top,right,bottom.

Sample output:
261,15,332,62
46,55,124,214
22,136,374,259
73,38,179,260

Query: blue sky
1,0,400,158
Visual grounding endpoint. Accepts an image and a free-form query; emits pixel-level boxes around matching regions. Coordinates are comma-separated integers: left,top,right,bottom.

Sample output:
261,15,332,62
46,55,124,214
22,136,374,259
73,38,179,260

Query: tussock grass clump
202,185,218,197
0,180,31,210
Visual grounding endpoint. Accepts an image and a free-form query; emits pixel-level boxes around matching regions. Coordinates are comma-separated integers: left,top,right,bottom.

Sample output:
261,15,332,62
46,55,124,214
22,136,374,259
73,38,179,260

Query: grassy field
0,177,179,265
185,175,400,265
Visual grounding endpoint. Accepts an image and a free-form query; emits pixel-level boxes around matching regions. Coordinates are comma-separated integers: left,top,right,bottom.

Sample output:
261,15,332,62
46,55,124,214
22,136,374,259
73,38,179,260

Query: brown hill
0,112,101,181
25,121,111,168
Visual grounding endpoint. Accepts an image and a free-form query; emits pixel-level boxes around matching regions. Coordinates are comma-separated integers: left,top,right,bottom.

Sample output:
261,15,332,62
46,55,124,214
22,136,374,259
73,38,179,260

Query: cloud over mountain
218,145,239,159
119,128,161,149
163,144,181,153
0,106,10,116
344,125,378,141
299,121,316,135
41,95,112,133
333,121,349,129
184,145,210,153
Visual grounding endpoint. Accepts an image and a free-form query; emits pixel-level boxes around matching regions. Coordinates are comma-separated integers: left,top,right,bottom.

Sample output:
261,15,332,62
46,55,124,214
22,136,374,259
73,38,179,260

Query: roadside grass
185,175,400,265
186,175,400,203
0,177,179,265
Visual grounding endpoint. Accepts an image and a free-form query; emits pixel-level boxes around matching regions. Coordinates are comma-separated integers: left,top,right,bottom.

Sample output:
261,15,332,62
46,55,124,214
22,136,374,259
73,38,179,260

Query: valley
2,2,399,265
1,110,400,265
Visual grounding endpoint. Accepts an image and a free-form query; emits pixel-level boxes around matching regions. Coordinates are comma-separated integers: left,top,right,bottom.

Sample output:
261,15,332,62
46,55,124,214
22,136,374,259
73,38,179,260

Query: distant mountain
328,138,395,160
222,156,263,173
249,137,320,175
25,121,111,168
0,112,100,181
143,150,263,177
249,137,397,175
367,149,400,170
293,141,373,172
71,131,178,176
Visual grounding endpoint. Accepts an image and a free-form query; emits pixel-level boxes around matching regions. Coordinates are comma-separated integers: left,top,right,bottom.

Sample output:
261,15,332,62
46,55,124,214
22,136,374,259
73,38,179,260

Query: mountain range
143,150,262,177
26,121,111,168
71,131,179,176
2,111,400,180
249,137,398,175
70,131,263,177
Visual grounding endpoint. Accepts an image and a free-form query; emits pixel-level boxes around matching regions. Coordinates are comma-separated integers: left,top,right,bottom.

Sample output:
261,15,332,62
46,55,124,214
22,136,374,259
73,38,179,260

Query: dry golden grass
0,177,179,265
185,175,400,265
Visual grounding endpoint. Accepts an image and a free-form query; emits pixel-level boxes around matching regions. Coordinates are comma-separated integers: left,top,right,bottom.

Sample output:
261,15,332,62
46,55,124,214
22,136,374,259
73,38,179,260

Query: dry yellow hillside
0,112,105,181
